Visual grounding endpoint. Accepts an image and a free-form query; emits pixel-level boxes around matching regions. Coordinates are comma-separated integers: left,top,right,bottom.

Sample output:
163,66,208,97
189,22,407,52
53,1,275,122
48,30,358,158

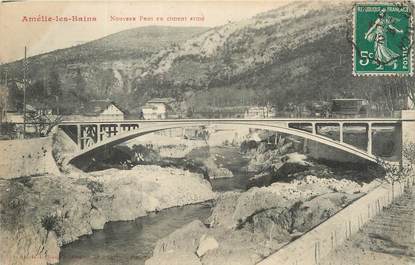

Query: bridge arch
61,120,380,164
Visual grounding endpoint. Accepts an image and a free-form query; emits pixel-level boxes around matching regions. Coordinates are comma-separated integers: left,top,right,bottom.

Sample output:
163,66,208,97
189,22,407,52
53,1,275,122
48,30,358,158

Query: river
59,146,251,265
59,203,213,265
59,141,382,265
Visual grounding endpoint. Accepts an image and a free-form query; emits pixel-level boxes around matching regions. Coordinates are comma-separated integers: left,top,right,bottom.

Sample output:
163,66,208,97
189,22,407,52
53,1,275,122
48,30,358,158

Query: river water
59,146,251,265
59,203,213,265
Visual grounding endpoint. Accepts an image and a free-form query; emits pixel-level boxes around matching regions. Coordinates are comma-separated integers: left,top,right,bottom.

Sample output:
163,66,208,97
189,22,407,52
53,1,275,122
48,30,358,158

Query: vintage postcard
0,1,415,265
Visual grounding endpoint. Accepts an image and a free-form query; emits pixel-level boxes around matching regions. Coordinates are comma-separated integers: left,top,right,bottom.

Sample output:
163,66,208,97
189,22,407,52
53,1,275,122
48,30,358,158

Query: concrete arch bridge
57,116,415,165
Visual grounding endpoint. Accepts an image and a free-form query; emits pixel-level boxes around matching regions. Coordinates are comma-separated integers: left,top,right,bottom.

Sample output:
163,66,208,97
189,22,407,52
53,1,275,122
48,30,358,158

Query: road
321,185,415,265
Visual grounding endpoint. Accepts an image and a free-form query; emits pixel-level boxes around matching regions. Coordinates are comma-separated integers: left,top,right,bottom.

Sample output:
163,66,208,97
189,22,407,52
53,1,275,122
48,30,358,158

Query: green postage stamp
353,2,413,76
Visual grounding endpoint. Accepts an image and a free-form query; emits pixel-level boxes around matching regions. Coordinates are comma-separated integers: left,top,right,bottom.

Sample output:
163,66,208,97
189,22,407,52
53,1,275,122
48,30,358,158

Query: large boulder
196,235,219,257
90,165,215,221
240,140,258,154
247,172,274,188
273,153,312,182
89,208,106,230
231,187,296,227
208,176,348,230
145,251,202,265
207,192,241,229
201,246,263,265
153,220,209,255
290,192,361,232
204,157,234,179
250,207,293,242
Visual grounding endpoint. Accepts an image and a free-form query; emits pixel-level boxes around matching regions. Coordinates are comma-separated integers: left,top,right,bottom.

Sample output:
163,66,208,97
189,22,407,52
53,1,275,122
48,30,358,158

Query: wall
0,137,60,179
257,178,413,265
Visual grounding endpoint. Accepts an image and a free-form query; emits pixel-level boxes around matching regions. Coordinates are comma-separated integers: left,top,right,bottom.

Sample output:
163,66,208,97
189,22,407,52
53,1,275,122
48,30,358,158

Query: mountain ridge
1,2,411,115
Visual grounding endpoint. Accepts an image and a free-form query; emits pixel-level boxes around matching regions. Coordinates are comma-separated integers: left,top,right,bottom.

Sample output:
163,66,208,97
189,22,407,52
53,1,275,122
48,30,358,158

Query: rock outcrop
145,251,202,265
147,172,374,265
203,157,234,179
153,220,209,255
0,165,215,265
196,235,219,257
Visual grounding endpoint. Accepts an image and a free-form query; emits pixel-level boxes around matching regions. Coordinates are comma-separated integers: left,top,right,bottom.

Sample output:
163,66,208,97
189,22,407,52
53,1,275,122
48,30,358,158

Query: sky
0,0,292,63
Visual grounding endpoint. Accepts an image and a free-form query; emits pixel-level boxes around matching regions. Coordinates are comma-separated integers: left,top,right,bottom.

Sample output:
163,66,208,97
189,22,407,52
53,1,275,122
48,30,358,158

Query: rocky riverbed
1,129,386,265
145,157,381,265
0,165,214,265
139,132,383,265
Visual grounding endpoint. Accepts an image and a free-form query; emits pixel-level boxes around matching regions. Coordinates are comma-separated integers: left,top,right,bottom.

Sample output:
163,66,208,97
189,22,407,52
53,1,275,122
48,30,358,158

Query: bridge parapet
59,122,140,150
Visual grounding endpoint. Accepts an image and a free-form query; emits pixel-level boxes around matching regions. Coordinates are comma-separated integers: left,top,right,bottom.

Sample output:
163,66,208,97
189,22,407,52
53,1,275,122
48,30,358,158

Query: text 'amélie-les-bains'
21,15,97,22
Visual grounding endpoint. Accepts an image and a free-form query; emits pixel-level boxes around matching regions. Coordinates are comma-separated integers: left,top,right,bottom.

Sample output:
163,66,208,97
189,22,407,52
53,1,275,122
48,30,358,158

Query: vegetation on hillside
1,26,207,113
1,2,414,115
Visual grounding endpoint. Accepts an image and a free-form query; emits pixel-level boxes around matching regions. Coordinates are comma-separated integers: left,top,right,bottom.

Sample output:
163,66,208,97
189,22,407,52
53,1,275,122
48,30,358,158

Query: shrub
41,214,63,237
86,181,104,194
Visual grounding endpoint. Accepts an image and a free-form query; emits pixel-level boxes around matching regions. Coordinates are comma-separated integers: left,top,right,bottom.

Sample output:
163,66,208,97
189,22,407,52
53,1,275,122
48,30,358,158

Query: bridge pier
76,124,81,147
367,123,372,156
311,122,316,135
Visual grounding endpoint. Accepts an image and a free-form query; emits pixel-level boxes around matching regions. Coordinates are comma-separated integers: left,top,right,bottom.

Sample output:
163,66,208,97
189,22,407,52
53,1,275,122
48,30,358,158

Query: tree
0,85,9,134
402,78,415,109
99,69,117,98
376,143,415,198
74,68,87,101
48,69,62,114
25,110,62,136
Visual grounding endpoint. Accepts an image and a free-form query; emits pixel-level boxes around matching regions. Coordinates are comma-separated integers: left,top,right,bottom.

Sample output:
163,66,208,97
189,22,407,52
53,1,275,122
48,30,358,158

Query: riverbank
0,165,215,265
146,173,380,265
143,142,384,265
1,129,388,265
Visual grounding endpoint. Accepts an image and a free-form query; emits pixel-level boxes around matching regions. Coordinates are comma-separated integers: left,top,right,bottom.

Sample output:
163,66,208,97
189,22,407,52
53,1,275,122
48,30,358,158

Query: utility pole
1,67,8,133
0,63,3,133
23,46,27,139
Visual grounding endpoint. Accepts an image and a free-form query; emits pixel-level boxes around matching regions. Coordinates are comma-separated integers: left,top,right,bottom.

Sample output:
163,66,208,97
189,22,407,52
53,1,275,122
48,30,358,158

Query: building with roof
141,98,175,120
79,100,126,121
331,99,369,117
244,106,276,118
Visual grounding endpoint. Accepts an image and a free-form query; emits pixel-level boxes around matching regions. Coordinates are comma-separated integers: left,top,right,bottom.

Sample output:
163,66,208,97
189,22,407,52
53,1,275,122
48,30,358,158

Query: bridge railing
58,122,141,149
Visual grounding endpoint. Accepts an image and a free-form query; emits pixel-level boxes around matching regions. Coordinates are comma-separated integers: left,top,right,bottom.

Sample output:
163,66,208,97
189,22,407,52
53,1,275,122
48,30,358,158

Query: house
2,103,55,136
141,98,175,120
4,109,23,123
3,104,39,124
80,100,126,121
191,106,248,119
331,99,369,117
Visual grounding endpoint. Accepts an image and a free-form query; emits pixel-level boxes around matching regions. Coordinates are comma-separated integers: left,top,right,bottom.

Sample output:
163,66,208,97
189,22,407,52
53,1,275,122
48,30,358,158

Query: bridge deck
60,118,404,125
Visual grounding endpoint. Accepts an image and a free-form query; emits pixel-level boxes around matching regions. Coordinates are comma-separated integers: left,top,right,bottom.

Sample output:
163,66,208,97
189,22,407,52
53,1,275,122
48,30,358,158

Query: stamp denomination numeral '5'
359,51,375,66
